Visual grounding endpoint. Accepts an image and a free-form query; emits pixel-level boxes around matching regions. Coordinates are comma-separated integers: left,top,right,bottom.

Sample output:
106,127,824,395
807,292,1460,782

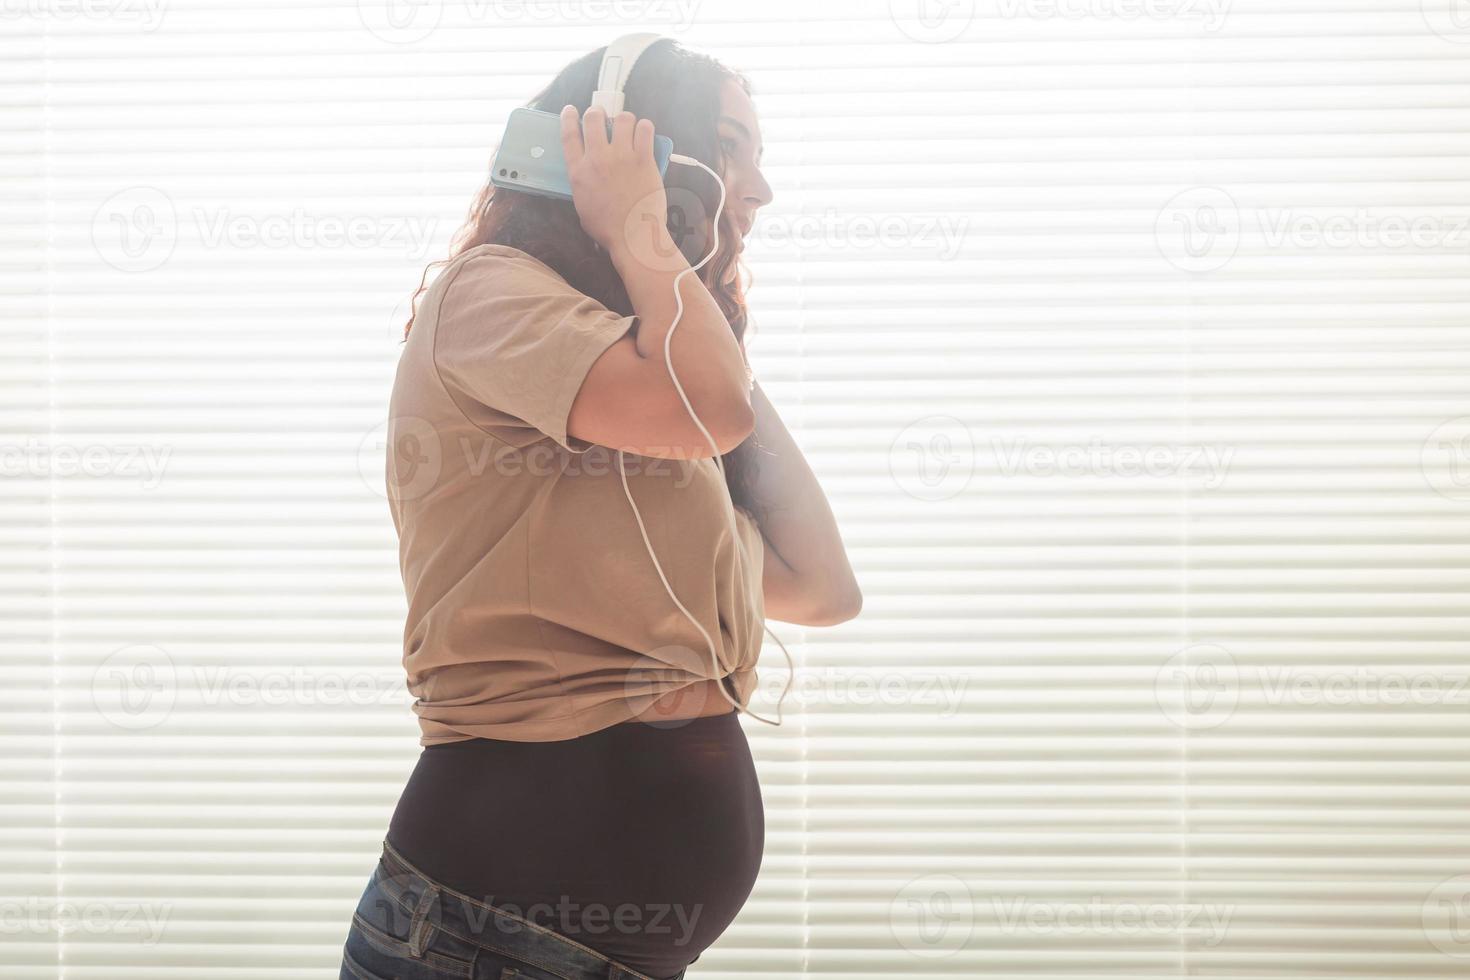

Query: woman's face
716,78,774,249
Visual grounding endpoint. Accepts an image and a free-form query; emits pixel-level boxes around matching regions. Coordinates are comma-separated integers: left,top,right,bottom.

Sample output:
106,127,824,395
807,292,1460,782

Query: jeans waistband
375,839,682,980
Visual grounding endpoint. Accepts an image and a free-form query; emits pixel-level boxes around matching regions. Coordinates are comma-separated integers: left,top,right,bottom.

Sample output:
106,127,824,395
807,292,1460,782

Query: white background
5,0,1470,977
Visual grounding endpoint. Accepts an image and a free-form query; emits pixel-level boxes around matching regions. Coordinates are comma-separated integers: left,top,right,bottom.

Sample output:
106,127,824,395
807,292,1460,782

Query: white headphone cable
615,151,793,726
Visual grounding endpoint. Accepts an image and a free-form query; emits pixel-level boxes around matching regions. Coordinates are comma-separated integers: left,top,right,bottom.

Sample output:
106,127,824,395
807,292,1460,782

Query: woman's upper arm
568,334,754,460
433,248,750,460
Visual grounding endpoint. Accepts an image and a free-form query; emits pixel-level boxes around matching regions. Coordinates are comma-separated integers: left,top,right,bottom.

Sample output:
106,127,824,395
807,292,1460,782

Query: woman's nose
743,175,773,210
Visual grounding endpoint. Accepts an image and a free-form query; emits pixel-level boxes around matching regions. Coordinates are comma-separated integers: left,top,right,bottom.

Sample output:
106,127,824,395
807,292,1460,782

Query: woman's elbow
808,586,863,626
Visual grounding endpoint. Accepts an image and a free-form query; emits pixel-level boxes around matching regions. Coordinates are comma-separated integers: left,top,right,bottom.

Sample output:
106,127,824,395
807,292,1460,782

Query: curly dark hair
402,38,767,527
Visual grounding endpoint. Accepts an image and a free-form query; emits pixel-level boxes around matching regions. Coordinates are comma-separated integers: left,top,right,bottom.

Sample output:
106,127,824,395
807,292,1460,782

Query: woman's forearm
746,378,862,625
609,229,753,447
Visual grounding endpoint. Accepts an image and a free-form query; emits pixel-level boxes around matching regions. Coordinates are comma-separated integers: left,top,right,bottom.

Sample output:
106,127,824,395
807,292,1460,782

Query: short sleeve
431,246,637,453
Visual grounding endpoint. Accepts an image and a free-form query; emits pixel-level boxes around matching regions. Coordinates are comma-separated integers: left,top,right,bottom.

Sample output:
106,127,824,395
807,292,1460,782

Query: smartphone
490,107,674,202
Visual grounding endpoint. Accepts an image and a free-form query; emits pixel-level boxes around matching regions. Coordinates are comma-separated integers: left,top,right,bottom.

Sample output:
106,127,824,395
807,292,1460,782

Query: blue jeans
339,841,687,980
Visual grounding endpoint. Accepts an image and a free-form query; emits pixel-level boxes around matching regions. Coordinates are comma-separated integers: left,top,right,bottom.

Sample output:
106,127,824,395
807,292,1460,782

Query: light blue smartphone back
490,107,674,202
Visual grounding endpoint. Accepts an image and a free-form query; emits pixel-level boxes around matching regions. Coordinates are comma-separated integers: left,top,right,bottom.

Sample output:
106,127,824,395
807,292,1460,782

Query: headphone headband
589,32,667,115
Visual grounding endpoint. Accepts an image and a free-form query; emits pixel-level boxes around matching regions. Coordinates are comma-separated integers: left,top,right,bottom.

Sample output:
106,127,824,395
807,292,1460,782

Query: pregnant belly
385,710,765,980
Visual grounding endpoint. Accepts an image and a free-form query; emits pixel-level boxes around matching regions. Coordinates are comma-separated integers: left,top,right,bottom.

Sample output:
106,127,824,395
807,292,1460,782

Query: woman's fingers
611,110,636,152
562,104,652,170
632,117,654,159
581,104,610,154
559,105,583,166
557,104,668,254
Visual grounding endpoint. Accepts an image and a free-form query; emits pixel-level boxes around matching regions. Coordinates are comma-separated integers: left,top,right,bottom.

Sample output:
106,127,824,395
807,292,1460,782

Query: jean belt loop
407,881,441,958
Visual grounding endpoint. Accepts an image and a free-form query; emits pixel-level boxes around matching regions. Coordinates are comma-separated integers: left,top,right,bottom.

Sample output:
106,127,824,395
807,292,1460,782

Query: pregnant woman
338,35,861,980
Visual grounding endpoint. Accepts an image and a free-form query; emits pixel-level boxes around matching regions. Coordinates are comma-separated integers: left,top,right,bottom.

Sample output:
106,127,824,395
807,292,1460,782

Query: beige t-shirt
385,243,765,745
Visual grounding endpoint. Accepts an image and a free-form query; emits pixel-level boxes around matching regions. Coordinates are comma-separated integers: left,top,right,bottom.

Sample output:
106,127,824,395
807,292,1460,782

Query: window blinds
4,1,1470,977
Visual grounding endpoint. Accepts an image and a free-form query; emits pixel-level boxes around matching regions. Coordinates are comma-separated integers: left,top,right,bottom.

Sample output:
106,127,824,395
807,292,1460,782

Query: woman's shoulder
444,243,567,288
422,244,577,334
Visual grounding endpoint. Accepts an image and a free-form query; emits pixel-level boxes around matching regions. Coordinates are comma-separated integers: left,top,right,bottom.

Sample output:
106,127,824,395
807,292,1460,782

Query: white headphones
590,32,666,116
592,33,793,726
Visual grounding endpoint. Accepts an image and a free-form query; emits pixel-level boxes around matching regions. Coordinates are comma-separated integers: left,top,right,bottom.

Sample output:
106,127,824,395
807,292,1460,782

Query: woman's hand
559,104,668,259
